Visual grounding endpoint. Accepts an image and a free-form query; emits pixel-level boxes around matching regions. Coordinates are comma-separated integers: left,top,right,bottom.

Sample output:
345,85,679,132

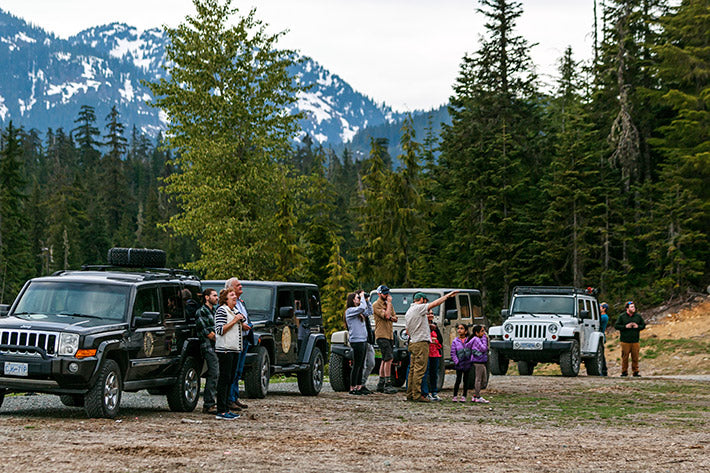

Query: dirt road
1,374,707,473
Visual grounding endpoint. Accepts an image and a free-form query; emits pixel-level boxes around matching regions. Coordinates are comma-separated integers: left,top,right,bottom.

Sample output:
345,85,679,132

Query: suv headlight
58,333,80,356
504,323,514,333
548,323,559,334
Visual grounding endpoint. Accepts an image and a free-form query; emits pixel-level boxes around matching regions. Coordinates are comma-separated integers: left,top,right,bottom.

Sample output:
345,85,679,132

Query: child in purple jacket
470,324,490,403
450,324,474,402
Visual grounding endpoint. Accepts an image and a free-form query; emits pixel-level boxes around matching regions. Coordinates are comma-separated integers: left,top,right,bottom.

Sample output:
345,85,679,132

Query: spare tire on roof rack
107,248,167,268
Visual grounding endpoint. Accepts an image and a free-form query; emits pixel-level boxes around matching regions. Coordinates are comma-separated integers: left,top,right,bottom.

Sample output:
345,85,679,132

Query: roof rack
513,286,595,296
79,265,199,281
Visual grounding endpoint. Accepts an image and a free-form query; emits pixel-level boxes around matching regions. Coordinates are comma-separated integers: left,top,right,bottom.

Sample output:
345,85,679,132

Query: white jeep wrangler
488,286,605,377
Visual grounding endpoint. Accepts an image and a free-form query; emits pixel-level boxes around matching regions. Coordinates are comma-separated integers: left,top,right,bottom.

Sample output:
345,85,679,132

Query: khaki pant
407,341,429,400
620,342,640,374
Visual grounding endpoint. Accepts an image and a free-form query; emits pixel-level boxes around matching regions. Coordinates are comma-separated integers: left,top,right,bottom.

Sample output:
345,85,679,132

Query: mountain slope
0,10,406,144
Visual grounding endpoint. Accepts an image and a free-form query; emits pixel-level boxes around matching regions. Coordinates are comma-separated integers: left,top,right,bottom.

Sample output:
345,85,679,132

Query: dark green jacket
614,312,646,343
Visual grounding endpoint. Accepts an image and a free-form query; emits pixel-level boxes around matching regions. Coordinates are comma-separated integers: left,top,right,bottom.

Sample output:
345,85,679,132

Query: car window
458,294,471,319
14,281,130,322
161,285,184,320
592,301,599,320
133,287,160,322
308,290,321,317
471,293,483,319
294,290,307,316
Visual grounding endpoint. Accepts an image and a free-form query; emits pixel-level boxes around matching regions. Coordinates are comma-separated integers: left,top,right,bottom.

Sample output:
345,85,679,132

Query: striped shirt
215,304,241,352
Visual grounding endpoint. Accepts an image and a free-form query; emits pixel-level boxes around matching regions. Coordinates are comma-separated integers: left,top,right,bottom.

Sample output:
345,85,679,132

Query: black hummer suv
202,280,327,398
0,248,203,418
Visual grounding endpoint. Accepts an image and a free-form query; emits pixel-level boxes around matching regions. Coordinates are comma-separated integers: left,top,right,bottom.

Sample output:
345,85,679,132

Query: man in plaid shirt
196,288,219,414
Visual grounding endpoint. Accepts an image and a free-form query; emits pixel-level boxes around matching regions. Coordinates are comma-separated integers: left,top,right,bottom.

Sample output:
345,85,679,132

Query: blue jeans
421,357,439,396
229,338,250,403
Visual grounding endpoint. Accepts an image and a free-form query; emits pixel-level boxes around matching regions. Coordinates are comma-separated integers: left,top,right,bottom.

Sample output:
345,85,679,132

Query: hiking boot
633,372,641,377
383,377,398,394
376,377,386,393
202,405,217,414
359,386,373,395
620,372,628,377
414,395,431,403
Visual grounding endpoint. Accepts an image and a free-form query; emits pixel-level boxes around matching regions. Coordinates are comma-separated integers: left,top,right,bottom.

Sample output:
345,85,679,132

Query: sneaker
477,396,490,403
633,372,641,377
620,372,628,377
215,412,238,420
349,389,363,395
426,394,434,401
432,394,442,401
452,395,462,402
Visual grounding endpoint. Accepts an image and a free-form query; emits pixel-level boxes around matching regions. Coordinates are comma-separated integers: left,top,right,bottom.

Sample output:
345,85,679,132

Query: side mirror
0,304,9,317
445,309,458,321
501,309,509,320
279,306,294,319
579,310,591,320
135,311,160,327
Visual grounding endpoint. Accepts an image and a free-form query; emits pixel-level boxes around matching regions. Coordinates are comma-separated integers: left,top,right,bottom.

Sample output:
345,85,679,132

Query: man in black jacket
614,301,646,377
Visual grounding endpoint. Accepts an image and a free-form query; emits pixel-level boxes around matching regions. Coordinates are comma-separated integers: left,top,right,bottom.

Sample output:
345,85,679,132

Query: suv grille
513,324,547,339
0,329,59,357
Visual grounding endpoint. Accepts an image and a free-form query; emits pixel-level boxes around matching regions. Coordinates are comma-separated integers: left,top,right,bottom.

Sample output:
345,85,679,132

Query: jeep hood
0,313,126,333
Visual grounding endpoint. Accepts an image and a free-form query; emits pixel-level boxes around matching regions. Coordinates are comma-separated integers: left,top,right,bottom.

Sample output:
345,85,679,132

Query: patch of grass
641,338,710,359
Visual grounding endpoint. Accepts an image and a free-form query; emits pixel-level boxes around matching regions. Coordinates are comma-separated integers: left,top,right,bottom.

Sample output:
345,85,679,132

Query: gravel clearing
1,373,707,473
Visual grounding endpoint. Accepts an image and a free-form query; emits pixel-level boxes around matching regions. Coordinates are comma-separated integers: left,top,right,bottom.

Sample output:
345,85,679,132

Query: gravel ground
1,373,708,473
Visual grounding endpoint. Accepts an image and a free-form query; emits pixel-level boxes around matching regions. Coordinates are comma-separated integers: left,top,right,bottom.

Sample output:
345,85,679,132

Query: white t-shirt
405,303,431,344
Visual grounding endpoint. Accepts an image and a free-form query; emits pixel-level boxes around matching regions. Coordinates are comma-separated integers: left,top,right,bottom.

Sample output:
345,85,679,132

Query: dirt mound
605,295,710,376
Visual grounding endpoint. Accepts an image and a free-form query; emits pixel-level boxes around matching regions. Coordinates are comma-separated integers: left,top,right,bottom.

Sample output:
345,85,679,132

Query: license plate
518,342,541,350
4,361,28,376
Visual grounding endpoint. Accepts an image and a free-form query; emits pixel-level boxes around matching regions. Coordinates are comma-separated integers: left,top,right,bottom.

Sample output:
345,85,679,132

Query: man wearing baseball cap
405,290,458,402
373,285,398,394
614,301,646,377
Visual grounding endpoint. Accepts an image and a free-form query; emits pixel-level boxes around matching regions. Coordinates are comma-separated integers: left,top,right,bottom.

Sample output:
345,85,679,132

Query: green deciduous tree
147,0,302,278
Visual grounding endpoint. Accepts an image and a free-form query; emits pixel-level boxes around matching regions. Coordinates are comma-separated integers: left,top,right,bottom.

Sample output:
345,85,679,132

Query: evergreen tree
0,122,33,302
321,235,354,338
642,0,710,297
436,0,544,310
147,0,302,278
102,105,131,239
72,105,101,170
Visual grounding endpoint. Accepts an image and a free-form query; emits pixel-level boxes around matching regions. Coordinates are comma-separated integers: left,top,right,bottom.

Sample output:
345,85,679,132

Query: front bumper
490,339,574,362
0,352,99,394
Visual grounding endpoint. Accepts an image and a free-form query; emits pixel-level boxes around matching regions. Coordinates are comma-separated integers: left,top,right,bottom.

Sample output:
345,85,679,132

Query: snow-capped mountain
0,9,404,144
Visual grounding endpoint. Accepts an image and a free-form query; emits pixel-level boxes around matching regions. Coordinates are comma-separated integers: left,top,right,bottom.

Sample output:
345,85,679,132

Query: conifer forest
0,0,707,336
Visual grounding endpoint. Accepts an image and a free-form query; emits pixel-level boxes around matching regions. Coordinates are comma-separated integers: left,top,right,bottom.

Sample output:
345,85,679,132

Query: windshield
13,281,130,322
240,286,273,322
372,292,441,316
512,296,574,315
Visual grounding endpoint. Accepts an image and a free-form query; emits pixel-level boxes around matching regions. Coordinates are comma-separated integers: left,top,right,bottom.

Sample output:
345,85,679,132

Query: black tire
585,342,605,376
328,352,350,392
517,360,535,376
59,394,85,407
391,358,409,387
0,388,5,409
107,247,166,268
488,348,509,375
297,348,324,396
245,346,270,399
560,340,581,377
167,356,200,412
85,359,122,419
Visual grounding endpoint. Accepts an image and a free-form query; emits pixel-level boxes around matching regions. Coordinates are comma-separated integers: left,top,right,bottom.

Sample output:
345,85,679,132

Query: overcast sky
1,0,595,112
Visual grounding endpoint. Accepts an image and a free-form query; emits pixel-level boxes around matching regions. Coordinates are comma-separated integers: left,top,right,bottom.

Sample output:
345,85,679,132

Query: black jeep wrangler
0,248,202,418
201,280,327,398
